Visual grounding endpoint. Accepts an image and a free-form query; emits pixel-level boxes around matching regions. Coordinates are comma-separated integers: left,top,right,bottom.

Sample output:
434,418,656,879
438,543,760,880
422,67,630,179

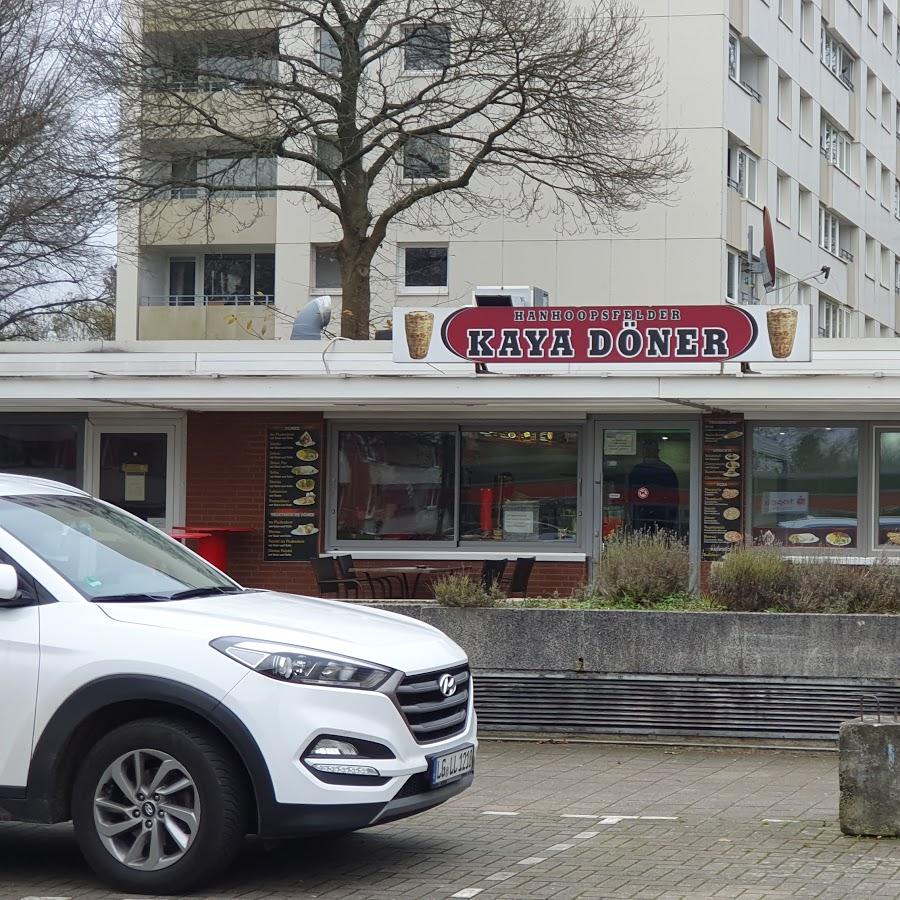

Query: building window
779,0,792,27
799,91,813,142
867,71,878,115
318,28,341,73
881,247,892,287
866,235,876,278
882,87,892,129
866,152,877,195
777,173,791,224
313,245,341,291
169,157,199,198
333,427,580,545
895,258,900,291
896,101,900,137
203,253,275,303
821,26,854,88
726,248,741,301
799,187,812,238
728,32,740,80
727,145,758,202
403,135,450,179
204,154,276,197
460,430,579,542
818,296,851,336
403,24,450,70
820,118,852,174
751,426,859,548
801,0,815,46
869,0,879,33
881,164,891,208
777,71,792,124
818,206,839,255
400,246,448,291
336,430,457,542
315,137,340,182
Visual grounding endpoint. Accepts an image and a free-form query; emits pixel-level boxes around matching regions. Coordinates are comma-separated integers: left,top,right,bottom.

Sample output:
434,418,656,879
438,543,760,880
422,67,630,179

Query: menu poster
265,426,322,561
701,415,745,562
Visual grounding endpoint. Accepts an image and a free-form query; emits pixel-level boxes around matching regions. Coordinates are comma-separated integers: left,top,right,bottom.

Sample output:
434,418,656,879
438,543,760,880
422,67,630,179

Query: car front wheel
72,717,248,894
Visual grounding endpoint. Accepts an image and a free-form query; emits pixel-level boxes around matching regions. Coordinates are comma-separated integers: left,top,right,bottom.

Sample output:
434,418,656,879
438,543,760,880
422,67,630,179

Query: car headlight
210,637,393,690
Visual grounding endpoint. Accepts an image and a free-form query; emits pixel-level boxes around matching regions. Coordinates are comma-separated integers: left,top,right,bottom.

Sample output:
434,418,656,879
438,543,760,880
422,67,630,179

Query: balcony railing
726,176,741,192
141,294,275,307
839,248,854,262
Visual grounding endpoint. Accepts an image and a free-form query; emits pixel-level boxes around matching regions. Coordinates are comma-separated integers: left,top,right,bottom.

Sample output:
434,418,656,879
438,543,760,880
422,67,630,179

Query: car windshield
0,493,240,601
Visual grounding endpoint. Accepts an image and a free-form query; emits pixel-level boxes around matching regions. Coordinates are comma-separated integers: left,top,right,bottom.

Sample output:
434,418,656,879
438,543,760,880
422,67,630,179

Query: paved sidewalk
2,739,899,899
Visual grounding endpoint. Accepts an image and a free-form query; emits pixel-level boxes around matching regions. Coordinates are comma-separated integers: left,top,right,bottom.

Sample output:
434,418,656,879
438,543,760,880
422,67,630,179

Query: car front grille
395,664,471,744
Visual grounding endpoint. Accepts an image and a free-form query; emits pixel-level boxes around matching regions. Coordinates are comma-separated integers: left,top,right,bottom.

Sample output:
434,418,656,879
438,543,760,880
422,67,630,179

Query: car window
0,547,42,604
0,494,238,600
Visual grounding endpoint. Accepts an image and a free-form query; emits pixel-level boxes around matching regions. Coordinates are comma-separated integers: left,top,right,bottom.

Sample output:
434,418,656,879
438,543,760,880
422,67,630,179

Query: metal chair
311,555,361,599
502,556,536,598
481,558,508,592
333,554,402,599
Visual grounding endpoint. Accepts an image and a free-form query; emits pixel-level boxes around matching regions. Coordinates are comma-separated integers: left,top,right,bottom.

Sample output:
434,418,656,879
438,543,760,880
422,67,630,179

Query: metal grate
473,672,900,741
396,664,470,744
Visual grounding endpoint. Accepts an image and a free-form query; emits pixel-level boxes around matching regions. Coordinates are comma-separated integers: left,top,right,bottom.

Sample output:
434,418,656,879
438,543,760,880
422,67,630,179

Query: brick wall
185,411,588,598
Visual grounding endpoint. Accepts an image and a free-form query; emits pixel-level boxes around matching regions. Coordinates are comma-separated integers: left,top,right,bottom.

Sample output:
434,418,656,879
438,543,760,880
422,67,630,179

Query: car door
0,544,41,790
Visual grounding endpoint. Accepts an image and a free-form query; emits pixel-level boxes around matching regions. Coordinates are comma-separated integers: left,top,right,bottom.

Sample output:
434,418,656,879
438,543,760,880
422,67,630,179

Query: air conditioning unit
473,285,550,308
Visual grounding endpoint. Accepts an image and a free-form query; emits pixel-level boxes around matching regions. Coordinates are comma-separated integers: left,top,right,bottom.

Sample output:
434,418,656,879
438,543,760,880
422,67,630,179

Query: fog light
310,738,359,757
306,761,381,777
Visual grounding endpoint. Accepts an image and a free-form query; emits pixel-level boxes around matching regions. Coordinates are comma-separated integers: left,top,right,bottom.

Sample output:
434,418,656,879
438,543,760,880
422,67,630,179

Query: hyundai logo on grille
438,673,457,697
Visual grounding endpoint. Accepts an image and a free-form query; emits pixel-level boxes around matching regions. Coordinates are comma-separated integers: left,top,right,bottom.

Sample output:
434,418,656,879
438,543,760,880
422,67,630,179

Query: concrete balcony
143,2,278,34
139,197,275,246
138,295,277,340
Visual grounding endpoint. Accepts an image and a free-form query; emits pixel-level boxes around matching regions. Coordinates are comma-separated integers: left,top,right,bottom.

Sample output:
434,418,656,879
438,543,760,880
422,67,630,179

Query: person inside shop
627,437,680,532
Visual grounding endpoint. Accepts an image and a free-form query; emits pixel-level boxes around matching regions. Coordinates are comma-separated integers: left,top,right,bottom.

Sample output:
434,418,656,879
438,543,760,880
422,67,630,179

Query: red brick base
185,412,589,598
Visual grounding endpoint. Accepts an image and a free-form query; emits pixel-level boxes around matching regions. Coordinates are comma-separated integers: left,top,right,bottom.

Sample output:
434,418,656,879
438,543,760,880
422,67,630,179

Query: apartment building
116,0,900,340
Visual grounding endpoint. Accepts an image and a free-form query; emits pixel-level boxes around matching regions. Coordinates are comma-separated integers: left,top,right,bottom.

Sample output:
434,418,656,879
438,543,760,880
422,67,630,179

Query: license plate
429,745,475,787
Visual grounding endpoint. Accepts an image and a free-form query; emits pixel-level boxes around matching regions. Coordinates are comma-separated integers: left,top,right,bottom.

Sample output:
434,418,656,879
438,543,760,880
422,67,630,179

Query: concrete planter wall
374,605,900,740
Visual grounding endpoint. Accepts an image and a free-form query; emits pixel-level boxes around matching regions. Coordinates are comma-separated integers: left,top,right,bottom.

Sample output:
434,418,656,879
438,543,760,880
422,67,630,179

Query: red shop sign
393,304,811,364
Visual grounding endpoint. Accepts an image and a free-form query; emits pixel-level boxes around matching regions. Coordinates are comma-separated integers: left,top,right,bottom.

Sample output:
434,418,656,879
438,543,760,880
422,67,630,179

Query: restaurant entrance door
593,421,699,574
86,422,181,530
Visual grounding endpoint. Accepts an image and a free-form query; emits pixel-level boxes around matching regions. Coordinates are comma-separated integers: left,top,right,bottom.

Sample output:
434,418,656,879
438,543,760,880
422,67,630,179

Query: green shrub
593,529,691,606
708,548,795,612
432,573,499,608
709,549,900,614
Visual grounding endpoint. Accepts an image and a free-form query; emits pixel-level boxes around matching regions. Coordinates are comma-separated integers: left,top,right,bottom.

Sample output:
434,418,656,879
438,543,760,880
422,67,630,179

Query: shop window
333,425,582,546
400,246,448,291
0,423,81,486
460,430,578,542
751,426,859,548
879,432,900,547
336,430,456,541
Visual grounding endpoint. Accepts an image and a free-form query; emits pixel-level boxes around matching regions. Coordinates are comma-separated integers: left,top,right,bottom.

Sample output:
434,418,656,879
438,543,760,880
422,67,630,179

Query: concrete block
839,718,900,836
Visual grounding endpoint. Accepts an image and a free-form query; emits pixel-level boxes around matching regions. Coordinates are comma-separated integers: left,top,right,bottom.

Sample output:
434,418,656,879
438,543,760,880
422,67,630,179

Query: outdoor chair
481,558,508,592
311,555,361,599
333,554,402,599
501,556,536,598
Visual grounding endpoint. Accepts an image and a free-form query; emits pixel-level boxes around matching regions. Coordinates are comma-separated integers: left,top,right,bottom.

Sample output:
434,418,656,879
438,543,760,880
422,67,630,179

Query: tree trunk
338,238,374,340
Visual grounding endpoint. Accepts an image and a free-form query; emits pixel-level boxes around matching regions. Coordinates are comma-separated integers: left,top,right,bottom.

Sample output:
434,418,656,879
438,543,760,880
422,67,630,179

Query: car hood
97,591,466,675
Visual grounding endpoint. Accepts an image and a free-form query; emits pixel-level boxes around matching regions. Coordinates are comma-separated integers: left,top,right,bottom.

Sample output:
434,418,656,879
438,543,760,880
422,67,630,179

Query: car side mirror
0,564,24,607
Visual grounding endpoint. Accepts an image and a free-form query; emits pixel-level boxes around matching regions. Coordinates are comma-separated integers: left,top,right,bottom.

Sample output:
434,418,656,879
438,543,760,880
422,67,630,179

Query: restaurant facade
3,331,900,595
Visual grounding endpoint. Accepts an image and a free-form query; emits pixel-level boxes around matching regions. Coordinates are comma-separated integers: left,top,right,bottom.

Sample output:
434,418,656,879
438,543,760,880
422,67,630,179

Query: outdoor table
171,525,253,570
354,565,458,599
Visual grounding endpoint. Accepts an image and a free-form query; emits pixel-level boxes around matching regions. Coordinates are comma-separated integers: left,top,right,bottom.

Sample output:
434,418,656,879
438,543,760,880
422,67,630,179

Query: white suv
0,475,475,894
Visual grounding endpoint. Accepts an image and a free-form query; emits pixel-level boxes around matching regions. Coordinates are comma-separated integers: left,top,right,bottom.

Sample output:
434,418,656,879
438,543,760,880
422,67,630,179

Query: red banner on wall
393,304,812,364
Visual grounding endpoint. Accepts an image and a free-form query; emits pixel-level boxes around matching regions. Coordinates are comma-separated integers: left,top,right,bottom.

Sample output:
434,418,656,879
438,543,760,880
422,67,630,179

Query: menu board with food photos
701,415,745,561
265,426,322,561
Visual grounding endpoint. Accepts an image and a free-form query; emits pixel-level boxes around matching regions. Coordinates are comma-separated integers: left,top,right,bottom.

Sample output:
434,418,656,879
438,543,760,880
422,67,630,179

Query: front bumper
221,664,477,836
257,773,474,837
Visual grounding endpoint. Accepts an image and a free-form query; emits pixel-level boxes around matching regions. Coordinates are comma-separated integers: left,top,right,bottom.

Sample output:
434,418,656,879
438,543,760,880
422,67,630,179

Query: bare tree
92,0,684,338
0,0,114,340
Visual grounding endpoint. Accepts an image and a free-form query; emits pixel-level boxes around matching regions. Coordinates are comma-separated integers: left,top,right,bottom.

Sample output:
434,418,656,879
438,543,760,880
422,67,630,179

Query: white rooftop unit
472,286,550,308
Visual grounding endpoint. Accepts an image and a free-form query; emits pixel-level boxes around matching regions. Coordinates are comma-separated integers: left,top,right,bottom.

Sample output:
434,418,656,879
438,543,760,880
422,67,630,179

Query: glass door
596,424,695,550
90,426,176,529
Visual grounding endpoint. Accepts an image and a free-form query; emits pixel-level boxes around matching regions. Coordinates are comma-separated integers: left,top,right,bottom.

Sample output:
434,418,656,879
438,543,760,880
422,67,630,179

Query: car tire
72,716,248,894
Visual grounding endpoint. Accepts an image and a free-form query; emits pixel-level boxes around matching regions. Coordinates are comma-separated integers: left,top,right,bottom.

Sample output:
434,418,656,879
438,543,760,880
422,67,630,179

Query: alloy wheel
92,748,202,871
